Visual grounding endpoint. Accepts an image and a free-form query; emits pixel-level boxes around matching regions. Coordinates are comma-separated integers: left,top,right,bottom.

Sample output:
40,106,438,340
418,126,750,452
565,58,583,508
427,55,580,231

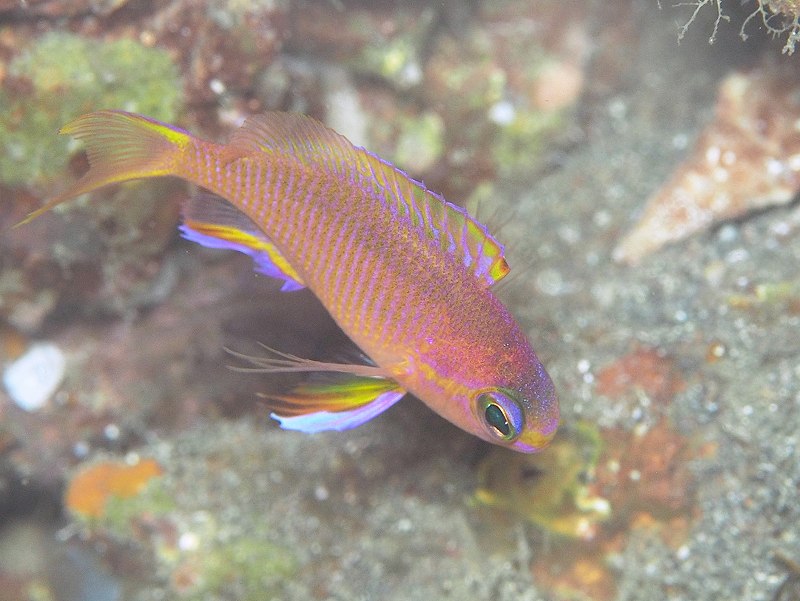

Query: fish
20,110,559,452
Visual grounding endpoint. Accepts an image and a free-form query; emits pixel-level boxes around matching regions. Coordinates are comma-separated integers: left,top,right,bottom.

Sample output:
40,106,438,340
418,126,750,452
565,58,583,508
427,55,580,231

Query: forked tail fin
16,110,192,226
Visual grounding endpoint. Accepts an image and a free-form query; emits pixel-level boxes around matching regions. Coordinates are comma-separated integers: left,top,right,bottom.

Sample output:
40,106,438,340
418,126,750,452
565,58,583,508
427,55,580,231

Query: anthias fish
23,110,559,452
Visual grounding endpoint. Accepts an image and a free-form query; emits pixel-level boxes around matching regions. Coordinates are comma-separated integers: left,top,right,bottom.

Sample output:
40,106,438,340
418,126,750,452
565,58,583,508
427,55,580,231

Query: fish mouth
512,370,560,453
511,403,560,453
511,426,558,453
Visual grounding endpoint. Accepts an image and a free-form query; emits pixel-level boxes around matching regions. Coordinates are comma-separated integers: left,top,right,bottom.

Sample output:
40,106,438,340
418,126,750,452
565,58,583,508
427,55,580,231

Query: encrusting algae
65,457,163,519
0,32,181,188
20,110,559,452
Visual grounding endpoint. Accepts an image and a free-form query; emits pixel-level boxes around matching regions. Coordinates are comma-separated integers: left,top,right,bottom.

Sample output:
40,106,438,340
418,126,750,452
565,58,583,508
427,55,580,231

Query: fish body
24,110,558,452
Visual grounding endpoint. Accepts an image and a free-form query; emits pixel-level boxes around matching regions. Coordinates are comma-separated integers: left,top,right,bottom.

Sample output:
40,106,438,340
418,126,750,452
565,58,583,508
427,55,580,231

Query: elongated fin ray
225,344,387,378
221,112,510,286
180,192,305,291
17,110,191,226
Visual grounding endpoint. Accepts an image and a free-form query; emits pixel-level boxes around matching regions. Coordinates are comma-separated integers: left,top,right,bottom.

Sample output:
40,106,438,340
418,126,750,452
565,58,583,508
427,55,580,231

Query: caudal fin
16,110,192,226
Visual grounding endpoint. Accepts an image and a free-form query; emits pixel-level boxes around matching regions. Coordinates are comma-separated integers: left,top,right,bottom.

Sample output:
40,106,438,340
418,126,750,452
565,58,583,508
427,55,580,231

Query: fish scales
216,150,482,386
19,110,559,452
190,133,540,427
182,138,422,352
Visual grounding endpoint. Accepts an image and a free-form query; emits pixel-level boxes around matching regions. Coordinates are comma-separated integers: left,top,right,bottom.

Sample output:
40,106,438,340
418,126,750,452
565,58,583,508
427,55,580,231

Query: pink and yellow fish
22,110,559,452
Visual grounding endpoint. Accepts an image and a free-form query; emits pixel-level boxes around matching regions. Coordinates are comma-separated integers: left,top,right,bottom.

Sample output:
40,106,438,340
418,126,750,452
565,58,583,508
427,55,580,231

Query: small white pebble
314,484,329,501
396,518,413,532
705,145,721,165
766,157,784,176
726,248,750,264
209,78,226,95
178,532,200,552
73,441,90,459
608,98,627,120
104,423,121,441
671,133,688,150
2,342,66,412
488,101,515,125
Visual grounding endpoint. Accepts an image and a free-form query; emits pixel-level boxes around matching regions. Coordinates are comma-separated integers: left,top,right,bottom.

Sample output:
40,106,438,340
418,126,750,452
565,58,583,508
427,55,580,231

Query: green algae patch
390,111,445,174
176,536,297,601
100,470,178,535
0,32,182,187
490,106,565,178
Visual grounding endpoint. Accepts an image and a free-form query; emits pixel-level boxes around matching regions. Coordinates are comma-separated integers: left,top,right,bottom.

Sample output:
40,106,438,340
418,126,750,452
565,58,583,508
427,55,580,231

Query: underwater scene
1,1,799,600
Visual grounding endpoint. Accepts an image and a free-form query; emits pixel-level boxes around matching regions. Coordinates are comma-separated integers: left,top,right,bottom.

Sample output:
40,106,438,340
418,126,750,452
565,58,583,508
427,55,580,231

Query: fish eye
476,389,524,442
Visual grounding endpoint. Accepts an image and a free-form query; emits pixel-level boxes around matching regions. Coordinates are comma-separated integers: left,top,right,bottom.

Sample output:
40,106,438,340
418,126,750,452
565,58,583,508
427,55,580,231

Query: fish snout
513,382,559,453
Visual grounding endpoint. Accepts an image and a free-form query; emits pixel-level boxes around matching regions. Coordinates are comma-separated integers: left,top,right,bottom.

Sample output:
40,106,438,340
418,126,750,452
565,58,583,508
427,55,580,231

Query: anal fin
180,191,305,291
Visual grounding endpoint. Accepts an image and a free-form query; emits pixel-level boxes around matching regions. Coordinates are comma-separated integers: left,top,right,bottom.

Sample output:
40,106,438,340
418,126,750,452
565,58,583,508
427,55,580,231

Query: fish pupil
485,403,511,437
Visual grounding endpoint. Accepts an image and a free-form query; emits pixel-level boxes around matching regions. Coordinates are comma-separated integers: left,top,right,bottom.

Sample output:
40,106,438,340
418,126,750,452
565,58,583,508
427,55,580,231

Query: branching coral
676,0,729,44
741,0,800,54
674,0,800,54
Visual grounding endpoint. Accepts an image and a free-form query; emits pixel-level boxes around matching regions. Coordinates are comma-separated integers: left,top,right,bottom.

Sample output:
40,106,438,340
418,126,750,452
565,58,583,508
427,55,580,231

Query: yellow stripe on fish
20,110,559,452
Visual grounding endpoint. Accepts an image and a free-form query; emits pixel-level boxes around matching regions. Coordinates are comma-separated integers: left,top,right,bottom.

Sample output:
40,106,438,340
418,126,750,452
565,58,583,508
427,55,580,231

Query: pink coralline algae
614,64,800,265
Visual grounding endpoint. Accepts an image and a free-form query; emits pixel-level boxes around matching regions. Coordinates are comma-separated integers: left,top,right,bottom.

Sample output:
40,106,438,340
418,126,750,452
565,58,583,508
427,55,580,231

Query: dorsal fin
357,157,510,285
221,113,510,286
